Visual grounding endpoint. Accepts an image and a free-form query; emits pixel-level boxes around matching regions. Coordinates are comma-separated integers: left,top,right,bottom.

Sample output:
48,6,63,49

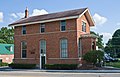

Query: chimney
25,7,29,18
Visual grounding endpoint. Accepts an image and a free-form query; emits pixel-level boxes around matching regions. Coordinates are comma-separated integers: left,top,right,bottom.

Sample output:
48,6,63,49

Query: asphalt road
0,71,120,77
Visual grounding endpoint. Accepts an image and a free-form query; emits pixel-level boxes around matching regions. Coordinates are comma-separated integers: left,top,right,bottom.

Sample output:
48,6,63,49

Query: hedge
0,63,8,66
9,63,36,69
44,64,78,70
83,50,104,66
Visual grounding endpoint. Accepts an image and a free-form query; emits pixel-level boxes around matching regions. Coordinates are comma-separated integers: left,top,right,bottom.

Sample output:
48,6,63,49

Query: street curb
1,69,120,73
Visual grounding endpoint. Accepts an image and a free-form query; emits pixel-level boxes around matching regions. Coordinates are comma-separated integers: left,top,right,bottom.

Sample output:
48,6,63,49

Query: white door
40,40,46,69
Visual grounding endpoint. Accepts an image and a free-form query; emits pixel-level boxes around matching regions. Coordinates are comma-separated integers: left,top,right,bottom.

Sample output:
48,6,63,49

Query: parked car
104,53,119,62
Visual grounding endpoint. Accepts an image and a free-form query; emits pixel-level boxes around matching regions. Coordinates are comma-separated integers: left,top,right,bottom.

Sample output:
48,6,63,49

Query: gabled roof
9,8,94,27
0,44,14,55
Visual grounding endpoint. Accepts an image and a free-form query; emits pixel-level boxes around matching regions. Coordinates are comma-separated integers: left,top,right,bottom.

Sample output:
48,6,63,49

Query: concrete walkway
0,66,120,73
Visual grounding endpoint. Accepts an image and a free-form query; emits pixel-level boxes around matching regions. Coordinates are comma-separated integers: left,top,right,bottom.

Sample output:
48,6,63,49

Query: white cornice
10,16,79,27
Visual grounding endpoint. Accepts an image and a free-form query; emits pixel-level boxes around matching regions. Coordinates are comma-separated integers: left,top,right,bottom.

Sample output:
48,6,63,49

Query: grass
106,61,120,68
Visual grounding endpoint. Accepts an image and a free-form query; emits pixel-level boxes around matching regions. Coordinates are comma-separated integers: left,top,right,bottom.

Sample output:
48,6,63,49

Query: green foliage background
105,29,120,58
0,27,14,44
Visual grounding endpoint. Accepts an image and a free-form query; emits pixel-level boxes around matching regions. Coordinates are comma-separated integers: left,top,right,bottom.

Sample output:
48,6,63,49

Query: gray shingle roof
9,8,87,26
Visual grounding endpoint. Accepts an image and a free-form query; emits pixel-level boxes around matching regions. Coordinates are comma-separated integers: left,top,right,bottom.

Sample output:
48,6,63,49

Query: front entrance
41,56,45,69
40,40,46,69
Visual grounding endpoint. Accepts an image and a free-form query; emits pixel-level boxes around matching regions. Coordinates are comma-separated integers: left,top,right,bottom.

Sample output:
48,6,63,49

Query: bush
45,64,78,70
83,50,104,66
9,63,36,69
0,63,8,66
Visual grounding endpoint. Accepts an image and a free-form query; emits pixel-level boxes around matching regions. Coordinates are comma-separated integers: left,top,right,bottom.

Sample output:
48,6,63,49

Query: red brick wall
76,14,95,55
81,37,96,55
0,55,14,63
14,19,79,64
14,14,96,65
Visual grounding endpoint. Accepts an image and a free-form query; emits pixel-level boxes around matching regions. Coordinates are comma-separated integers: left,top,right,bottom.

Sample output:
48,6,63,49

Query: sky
0,0,120,45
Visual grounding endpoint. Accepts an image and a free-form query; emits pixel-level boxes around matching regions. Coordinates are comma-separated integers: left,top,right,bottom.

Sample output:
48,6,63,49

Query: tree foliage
0,27,14,44
90,31,104,49
105,29,120,58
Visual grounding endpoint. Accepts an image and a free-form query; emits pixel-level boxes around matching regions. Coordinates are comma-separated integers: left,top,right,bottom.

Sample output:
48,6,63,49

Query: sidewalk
1,66,120,73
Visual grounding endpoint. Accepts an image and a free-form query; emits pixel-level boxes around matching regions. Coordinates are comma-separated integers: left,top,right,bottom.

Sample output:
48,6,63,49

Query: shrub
45,64,78,70
9,63,36,69
0,63,8,66
83,50,104,66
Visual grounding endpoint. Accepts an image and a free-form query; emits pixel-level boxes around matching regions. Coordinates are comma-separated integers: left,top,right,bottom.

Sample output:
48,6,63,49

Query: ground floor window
0,59,2,63
40,40,46,54
60,39,68,58
21,41,27,58
92,42,95,50
78,38,81,57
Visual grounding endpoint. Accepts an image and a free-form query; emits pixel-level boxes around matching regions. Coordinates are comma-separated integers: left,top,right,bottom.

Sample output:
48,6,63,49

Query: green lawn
106,62,120,68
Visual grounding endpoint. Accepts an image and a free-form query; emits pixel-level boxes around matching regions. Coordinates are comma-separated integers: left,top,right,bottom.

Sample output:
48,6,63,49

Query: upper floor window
60,20,66,31
40,23,45,33
60,39,68,58
22,26,26,34
82,21,86,32
21,41,27,58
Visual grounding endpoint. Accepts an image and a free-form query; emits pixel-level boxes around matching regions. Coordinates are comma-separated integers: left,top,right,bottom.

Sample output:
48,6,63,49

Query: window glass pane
22,26,26,34
22,50,26,58
82,21,86,32
61,20,66,31
78,38,81,57
40,23,45,33
40,40,46,54
60,39,68,58
22,42,27,49
21,41,27,58
61,26,65,31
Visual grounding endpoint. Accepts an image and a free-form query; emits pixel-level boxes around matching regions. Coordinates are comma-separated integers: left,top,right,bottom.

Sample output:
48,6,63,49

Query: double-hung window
78,38,81,57
22,26,26,34
82,21,86,32
40,23,45,33
60,39,68,58
60,20,66,31
21,41,27,58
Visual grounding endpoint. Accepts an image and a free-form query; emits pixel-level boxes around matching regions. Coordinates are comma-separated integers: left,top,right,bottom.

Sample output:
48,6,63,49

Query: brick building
9,8,96,69
0,44,14,63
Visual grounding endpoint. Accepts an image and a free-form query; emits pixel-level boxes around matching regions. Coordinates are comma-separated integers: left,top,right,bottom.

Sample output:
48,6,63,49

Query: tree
90,31,104,49
105,29,120,58
0,27,14,44
0,39,7,43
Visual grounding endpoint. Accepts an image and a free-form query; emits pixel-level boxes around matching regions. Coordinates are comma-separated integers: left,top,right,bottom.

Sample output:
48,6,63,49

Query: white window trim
60,39,68,58
40,23,45,33
82,21,86,32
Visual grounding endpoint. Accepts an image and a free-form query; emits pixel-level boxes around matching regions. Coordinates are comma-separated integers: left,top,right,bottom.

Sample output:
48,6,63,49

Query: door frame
39,40,46,69
40,54,46,69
